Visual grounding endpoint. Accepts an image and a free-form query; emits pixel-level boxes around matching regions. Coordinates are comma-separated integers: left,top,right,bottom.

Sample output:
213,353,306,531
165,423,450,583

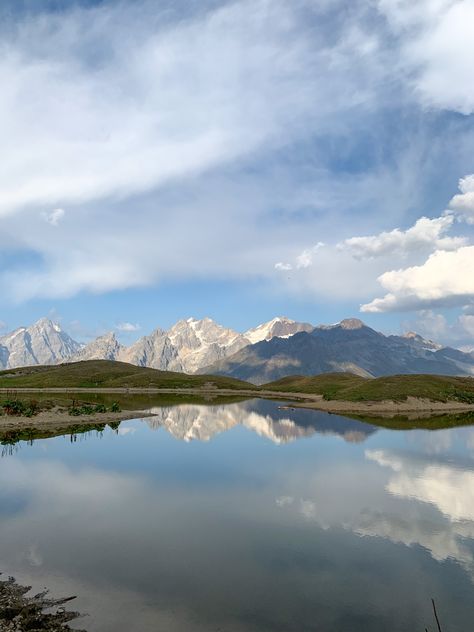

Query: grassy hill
263,372,474,403
262,373,366,398
0,360,258,390
2,362,474,404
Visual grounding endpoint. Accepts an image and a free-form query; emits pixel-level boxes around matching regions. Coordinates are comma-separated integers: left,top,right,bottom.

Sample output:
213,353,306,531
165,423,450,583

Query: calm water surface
1,399,474,631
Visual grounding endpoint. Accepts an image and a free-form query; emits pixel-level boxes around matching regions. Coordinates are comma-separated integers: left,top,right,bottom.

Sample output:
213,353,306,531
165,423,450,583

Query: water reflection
0,403,474,631
145,398,377,444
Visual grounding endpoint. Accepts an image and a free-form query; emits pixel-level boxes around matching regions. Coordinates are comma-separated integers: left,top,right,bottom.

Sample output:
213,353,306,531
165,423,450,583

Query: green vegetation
68,401,120,416
1,398,40,417
0,360,257,390
263,373,366,398
0,397,121,418
2,361,474,407
264,372,474,403
0,390,249,413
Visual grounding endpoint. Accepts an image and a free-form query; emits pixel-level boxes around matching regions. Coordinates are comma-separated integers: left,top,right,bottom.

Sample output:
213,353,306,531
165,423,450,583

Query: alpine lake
1,394,474,631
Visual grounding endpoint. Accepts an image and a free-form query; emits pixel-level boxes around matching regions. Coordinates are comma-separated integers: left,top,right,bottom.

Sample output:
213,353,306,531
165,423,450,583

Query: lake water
1,398,474,631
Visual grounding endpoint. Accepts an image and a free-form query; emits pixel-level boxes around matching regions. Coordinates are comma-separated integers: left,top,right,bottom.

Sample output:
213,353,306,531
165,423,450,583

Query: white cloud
449,174,474,223
403,309,449,339
41,208,65,226
378,0,474,114
296,243,325,269
274,262,292,271
361,246,474,312
458,314,474,337
401,309,474,350
275,243,325,273
0,0,391,300
115,322,141,332
0,0,369,218
0,0,473,308
339,215,465,259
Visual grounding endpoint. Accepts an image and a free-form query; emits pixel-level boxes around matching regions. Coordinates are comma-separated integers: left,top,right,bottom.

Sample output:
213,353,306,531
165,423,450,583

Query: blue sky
1,0,474,345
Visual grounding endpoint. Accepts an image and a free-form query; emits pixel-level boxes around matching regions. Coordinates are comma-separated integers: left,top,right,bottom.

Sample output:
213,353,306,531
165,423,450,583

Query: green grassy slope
262,373,368,397
0,360,258,390
264,373,474,403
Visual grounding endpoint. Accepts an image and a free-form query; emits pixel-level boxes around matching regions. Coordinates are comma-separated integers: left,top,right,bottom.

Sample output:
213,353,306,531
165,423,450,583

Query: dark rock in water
0,574,86,631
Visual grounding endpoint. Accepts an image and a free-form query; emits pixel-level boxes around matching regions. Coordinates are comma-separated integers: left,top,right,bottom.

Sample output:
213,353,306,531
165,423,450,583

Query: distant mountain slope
203,319,474,384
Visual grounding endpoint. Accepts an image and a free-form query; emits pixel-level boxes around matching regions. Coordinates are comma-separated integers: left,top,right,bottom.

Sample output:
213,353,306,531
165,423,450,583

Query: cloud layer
0,0,473,328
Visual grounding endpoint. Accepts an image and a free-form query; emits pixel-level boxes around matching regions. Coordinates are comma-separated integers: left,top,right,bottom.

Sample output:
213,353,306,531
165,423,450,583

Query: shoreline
0,408,154,434
0,389,473,433
290,395,474,415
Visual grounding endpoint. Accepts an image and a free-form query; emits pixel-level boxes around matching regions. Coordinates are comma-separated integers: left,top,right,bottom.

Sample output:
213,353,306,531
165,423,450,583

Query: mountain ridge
0,316,472,382
0,316,313,372
202,320,474,384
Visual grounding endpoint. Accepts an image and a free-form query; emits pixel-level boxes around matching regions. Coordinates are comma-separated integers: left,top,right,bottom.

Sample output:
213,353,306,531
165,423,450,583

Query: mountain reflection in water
1,400,474,631
144,398,376,444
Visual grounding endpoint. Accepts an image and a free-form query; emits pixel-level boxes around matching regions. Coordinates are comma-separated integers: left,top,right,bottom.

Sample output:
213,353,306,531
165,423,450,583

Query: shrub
2,399,27,416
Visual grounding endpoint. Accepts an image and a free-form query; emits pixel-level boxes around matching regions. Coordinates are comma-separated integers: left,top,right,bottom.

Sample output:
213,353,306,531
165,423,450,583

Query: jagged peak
267,316,295,324
32,317,62,332
178,317,213,327
96,331,118,342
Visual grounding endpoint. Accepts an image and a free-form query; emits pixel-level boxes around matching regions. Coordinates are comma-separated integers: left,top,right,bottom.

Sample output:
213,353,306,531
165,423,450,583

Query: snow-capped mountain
2,315,472,382
244,316,313,344
167,317,248,373
0,318,81,369
71,317,304,374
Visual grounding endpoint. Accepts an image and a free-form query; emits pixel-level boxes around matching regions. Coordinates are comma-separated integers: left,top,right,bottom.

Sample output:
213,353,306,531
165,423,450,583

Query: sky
1,0,474,346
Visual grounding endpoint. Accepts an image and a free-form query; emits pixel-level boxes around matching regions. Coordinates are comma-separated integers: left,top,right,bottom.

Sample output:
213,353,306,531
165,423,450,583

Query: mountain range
0,315,473,384
0,316,311,373
203,318,474,383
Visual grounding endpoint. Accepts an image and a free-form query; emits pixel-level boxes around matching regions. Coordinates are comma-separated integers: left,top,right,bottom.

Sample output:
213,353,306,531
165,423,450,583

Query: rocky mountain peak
244,316,313,344
401,331,443,351
338,318,366,330
33,317,62,332
70,331,123,362
167,317,246,373
0,317,81,369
